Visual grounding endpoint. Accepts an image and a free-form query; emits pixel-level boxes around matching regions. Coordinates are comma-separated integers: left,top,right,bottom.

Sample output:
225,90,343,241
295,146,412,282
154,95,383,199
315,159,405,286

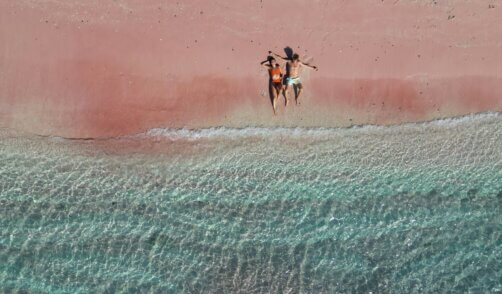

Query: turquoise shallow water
1,113,501,293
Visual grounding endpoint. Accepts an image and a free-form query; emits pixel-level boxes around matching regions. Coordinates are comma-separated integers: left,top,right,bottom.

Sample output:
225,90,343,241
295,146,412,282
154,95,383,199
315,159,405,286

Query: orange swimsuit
269,67,282,84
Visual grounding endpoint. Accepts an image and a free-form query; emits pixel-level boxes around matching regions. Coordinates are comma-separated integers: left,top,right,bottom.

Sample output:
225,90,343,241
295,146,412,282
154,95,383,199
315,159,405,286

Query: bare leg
272,92,278,114
282,86,289,106
283,85,290,106
295,88,303,105
275,87,282,105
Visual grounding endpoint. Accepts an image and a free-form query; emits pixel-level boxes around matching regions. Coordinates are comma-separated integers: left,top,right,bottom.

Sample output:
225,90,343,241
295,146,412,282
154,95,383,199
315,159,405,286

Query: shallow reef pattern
0,113,501,293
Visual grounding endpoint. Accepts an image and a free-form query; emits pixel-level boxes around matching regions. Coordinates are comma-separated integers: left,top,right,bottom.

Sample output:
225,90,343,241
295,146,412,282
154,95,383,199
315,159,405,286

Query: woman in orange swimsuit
261,56,288,114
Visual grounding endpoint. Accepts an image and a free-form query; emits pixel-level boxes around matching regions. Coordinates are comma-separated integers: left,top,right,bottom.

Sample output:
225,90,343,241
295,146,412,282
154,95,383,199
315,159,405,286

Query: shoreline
1,111,499,142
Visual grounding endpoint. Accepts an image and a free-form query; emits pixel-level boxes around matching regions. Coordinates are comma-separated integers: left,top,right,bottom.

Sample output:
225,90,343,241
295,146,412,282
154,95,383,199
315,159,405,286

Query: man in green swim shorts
269,51,318,105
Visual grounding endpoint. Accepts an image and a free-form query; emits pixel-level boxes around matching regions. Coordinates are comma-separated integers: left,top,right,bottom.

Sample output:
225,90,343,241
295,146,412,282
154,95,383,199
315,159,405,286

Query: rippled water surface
1,113,501,293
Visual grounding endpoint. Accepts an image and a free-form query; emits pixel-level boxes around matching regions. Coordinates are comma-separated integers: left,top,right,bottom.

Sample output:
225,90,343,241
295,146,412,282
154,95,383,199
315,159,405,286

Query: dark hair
292,53,299,60
268,56,275,62
275,63,280,67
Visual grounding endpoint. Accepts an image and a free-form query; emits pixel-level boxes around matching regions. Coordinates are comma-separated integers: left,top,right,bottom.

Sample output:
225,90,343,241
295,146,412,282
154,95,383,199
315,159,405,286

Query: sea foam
132,111,501,141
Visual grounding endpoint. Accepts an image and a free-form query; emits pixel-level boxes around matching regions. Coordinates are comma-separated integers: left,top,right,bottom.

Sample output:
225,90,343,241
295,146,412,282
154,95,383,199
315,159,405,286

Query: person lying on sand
269,51,318,105
260,56,287,114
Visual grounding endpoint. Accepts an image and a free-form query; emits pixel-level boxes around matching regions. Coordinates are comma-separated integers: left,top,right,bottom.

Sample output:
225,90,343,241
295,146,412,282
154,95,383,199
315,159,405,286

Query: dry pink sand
1,0,501,138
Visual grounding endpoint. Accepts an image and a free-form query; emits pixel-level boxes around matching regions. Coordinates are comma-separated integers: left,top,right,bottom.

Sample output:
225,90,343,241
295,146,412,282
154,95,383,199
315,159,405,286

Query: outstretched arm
260,60,272,67
268,51,289,61
301,61,318,71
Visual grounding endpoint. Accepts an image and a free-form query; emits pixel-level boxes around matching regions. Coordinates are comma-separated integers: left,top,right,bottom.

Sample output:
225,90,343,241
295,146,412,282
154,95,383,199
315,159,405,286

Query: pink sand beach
1,0,501,138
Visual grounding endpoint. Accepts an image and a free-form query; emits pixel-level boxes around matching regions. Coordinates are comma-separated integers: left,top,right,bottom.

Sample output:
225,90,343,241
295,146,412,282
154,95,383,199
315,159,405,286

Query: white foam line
130,112,501,141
